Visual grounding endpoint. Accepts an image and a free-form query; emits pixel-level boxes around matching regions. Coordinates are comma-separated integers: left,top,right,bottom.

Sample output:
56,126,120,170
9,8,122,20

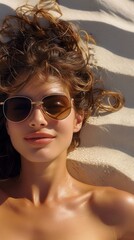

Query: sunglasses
0,95,72,123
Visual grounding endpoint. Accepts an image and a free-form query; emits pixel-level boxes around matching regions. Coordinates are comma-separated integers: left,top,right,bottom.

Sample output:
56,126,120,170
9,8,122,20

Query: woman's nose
28,107,48,128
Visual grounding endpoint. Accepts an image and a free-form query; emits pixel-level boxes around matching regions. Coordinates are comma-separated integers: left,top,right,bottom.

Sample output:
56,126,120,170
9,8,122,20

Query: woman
0,1,133,239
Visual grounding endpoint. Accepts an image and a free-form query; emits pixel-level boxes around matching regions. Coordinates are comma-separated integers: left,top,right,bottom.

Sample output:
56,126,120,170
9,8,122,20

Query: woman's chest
0,199,116,240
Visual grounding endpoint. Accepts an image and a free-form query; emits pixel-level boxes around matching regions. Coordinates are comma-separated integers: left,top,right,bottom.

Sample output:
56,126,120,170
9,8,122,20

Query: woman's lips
24,132,55,145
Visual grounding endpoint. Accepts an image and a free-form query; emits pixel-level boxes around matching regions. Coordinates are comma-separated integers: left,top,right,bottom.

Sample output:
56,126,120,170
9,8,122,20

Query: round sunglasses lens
4,97,31,122
42,95,71,120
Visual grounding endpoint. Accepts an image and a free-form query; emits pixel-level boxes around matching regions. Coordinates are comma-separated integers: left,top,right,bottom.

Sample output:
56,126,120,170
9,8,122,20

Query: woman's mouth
24,132,55,145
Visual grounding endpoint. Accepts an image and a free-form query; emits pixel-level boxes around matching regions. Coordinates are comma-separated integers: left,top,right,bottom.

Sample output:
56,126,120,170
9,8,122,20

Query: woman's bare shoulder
74,178,134,210
91,186,134,211
89,186,134,239
89,186,134,214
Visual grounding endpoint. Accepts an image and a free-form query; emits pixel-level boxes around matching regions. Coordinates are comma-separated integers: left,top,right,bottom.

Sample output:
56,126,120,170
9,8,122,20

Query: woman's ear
73,112,84,133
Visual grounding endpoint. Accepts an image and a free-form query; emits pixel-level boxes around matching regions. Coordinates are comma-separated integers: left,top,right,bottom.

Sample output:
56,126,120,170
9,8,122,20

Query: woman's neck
14,154,79,205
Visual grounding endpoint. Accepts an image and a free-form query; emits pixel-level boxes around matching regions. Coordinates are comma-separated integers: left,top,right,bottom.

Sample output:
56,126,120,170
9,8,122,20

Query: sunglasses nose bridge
30,101,47,119
32,101,44,108
31,101,45,115
31,101,45,114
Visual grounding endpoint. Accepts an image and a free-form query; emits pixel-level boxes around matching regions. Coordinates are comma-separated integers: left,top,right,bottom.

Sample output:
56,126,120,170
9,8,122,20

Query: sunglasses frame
0,94,73,123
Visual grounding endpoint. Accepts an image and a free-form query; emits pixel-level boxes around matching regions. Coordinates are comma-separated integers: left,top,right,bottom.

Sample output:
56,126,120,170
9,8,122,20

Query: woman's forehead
14,73,70,97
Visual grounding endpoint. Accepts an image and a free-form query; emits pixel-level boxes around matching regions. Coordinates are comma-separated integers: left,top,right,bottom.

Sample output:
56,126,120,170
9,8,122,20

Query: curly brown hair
0,0,124,179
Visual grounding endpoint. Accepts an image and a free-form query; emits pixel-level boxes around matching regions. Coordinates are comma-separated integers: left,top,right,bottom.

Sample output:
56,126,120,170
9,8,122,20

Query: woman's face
6,75,83,163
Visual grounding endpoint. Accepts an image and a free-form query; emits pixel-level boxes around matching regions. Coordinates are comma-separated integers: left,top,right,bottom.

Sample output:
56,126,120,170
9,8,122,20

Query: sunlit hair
0,0,124,179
